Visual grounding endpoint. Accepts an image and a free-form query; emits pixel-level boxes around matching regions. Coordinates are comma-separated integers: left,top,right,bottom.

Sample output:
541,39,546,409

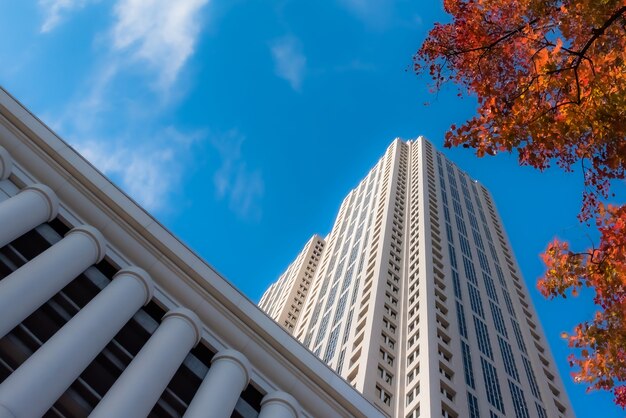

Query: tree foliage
539,204,626,407
415,0,626,406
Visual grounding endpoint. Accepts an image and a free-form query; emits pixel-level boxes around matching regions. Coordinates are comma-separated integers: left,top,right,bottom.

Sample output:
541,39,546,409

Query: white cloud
39,0,209,91
212,130,264,220
37,0,224,214
73,127,204,211
39,0,94,33
339,0,394,27
112,0,209,90
271,35,306,91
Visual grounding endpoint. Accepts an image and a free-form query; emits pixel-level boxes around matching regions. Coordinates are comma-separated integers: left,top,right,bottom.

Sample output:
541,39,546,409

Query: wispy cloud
212,130,264,220
72,127,204,212
338,0,394,28
111,0,210,90
270,35,306,91
39,0,209,92
38,0,94,33
36,0,213,212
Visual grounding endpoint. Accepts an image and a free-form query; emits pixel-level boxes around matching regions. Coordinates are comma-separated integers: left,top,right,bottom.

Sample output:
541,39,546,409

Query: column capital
22,184,59,222
66,225,107,263
212,349,252,384
114,267,154,305
0,146,12,181
261,391,300,418
163,308,202,346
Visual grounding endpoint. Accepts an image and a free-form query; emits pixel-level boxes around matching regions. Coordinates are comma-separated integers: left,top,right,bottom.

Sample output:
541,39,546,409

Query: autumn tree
414,0,626,407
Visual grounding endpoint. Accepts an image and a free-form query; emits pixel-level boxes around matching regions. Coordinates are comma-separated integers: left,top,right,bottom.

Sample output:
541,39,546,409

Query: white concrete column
258,392,300,418
0,146,11,180
0,225,106,339
184,349,251,418
90,307,202,418
0,184,59,248
0,267,153,418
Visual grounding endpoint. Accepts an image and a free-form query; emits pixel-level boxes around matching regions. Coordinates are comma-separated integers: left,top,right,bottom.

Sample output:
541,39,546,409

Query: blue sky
0,1,623,416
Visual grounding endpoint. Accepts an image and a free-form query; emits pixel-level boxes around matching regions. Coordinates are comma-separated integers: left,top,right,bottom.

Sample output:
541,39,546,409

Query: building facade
0,87,386,418
259,235,325,332
260,139,574,418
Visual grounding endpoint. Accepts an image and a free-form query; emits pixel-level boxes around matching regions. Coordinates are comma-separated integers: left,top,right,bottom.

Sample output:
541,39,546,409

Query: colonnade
0,147,301,418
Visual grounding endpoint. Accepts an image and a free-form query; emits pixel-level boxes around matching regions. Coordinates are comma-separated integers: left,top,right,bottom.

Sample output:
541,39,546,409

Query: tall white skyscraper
259,235,325,332
260,138,573,418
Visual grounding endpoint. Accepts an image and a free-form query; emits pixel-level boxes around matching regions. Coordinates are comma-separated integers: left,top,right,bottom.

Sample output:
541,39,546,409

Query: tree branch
572,6,626,68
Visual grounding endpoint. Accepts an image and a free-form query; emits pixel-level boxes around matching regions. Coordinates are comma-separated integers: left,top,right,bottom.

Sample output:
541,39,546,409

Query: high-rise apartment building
260,138,573,418
259,235,326,332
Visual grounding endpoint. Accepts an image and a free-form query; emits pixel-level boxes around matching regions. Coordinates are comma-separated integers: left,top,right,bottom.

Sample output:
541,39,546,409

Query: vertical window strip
456,301,468,338
480,357,505,413
511,320,528,354
468,284,485,318
508,380,530,418
489,301,508,338
461,341,475,388
522,356,542,400
474,316,494,359
497,335,520,382
468,392,480,418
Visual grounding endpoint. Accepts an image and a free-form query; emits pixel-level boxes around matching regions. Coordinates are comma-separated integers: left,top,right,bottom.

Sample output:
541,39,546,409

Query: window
386,292,398,306
384,304,398,319
452,269,462,299
459,235,472,257
489,301,508,338
314,313,330,346
463,256,478,285
333,293,348,325
448,243,458,269
497,336,519,381
456,301,468,338
468,212,479,231
323,326,340,362
482,272,499,302
380,348,394,366
376,385,392,406
351,278,361,304
342,310,354,344
383,318,396,334
481,357,505,413
508,380,530,418
468,284,485,318
325,283,339,311
535,402,548,418
511,320,528,354
381,332,395,349
378,365,393,384
522,356,542,400
461,341,475,388
336,349,346,374
341,266,355,292
387,280,399,295
455,214,467,236
494,264,506,287
502,290,516,317
474,232,487,254
467,392,480,418
474,316,493,359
